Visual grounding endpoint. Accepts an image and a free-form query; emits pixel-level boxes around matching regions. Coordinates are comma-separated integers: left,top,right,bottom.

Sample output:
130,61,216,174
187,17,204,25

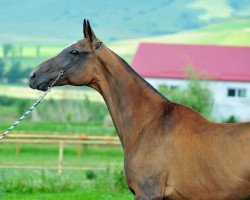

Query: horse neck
89,47,168,148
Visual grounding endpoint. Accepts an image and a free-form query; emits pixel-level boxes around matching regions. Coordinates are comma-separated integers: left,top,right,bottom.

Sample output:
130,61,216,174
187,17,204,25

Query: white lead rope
0,71,63,141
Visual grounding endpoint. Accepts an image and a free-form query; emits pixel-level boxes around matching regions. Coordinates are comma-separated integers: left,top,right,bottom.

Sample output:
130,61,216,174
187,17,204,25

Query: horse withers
29,20,250,200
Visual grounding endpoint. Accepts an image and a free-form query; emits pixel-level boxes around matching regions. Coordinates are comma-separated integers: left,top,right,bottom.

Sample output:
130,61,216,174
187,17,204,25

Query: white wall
145,78,250,122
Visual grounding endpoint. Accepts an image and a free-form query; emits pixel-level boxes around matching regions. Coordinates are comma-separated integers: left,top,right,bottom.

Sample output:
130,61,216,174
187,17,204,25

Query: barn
131,43,250,121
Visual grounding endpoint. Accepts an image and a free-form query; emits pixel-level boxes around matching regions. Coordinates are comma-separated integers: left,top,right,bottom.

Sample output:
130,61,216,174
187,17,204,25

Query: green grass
0,84,104,102
0,169,132,200
0,94,114,134
0,121,116,135
2,190,133,200
0,143,128,199
0,105,17,121
0,44,64,58
0,144,123,164
1,146,123,167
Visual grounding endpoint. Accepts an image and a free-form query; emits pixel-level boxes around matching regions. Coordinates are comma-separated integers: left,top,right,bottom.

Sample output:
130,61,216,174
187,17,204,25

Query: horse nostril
30,72,36,80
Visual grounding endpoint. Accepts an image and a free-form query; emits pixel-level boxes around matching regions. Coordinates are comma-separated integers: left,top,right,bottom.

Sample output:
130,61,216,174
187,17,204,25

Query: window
238,89,247,97
227,88,247,98
228,89,236,97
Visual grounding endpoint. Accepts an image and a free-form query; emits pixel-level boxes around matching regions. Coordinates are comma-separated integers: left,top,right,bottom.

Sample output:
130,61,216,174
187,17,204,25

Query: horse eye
70,50,79,55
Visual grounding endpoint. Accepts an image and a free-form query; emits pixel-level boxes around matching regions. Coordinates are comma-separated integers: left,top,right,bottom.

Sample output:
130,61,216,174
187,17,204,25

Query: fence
0,131,121,174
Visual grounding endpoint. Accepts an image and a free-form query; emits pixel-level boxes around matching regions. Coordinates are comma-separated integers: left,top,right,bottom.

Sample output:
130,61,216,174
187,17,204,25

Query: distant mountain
0,0,250,43
108,18,250,62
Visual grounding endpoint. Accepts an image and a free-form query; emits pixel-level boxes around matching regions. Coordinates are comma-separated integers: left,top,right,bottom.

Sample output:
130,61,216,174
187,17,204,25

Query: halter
94,41,103,50
0,41,103,141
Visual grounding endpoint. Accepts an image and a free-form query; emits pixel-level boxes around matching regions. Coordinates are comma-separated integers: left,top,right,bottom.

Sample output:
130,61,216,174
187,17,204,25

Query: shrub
0,58,5,79
103,114,113,128
223,115,238,123
0,170,78,194
0,95,109,123
0,169,128,194
32,97,109,123
86,170,97,180
95,168,128,192
113,170,127,192
158,68,214,119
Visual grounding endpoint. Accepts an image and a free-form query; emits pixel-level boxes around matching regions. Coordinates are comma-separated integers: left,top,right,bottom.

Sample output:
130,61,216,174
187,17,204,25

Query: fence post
76,143,82,157
15,139,20,156
58,141,64,175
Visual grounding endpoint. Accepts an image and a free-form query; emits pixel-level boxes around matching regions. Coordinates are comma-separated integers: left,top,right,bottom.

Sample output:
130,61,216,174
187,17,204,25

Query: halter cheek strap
94,42,103,50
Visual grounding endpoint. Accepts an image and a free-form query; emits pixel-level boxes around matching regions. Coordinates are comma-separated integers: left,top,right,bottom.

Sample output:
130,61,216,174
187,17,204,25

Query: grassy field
0,94,122,200
0,85,104,102
0,91,114,134
0,84,121,200
0,44,65,58
0,121,115,135
2,191,133,200
0,143,131,200
0,144,123,168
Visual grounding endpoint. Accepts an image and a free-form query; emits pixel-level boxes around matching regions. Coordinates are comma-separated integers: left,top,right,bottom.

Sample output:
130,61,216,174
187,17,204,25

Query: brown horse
29,20,250,200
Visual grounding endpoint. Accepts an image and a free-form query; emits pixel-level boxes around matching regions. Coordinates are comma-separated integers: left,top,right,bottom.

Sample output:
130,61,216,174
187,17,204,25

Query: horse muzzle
29,71,49,91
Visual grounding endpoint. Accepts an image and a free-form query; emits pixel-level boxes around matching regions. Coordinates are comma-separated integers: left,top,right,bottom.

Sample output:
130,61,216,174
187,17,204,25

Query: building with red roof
131,43,250,121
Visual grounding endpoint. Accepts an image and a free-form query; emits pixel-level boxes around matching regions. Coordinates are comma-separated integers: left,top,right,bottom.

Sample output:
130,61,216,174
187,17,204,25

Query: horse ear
83,19,87,38
83,19,96,42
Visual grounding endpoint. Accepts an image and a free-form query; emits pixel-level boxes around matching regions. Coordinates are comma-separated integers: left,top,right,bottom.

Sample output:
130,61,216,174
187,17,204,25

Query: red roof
131,43,250,82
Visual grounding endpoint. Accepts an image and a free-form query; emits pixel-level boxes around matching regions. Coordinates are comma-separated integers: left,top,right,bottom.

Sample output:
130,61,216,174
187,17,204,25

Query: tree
0,58,5,79
36,45,41,57
6,59,31,83
158,68,214,118
6,61,23,83
19,46,23,57
3,44,13,57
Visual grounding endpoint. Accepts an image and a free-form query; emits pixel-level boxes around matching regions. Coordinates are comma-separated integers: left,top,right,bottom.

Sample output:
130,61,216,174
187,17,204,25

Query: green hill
0,18,249,64
109,18,250,62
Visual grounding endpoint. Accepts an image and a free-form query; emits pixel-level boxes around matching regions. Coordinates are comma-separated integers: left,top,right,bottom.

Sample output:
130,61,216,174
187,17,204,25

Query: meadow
0,144,133,200
3,192,132,200
0,91,126,199
0,92,124,199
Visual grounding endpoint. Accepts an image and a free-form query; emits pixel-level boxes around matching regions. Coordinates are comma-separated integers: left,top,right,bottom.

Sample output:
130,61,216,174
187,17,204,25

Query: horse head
29,20,101,91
